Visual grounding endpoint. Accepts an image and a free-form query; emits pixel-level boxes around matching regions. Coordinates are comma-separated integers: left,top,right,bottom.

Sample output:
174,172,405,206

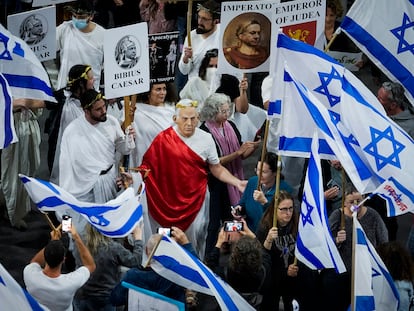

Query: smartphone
327,179,340,191
157,227,171,237
62,215,72,232
224,221,243,232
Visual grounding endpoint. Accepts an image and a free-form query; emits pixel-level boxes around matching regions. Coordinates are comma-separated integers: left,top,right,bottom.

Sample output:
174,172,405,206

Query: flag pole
256,119,270,190
272,156,282,228
324,28,341,52
340,168,346,230
143,234,163,268
350,213,357,311
186,0,193,47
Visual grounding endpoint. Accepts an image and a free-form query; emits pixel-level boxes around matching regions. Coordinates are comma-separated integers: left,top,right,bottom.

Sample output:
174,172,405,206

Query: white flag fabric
353,214,399,311
151,235,255,311
295,132,346,273
0,263,46,311
340,0,414,105
0,24,55,102
0,73,17,149
370,177,414,217
19,174,143,237
282,66,377,193
276,33,414,197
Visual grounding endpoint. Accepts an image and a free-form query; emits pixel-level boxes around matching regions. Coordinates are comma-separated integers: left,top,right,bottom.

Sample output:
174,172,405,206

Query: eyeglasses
254,168,272,175
85,92,105,109
278,207,294,213
219,109,231,115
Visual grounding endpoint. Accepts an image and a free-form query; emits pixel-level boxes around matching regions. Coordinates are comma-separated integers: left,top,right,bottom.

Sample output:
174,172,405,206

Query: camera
62,215,72,232
157,227,172,237
327,179,341,191
224,221,243,232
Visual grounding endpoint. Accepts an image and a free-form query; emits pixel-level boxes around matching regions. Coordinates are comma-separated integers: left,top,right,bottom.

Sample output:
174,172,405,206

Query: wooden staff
143,234,163,268
256,119,270,190
186,0,193,47
41,211,60,231
340,168,346,230
272,155,282,228
122,94,137,131
324,28,341,52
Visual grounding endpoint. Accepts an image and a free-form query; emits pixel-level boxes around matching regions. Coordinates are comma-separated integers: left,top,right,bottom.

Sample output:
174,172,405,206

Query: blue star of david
0,32,12,60
363,126,405,171
390,13,414,55
372,267,381,278
301,193,314,227
329,110,359,146
313,66,342,107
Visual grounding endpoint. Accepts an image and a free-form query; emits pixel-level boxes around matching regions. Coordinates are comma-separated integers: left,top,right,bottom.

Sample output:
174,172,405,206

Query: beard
196,27,209,34
91,114,107,123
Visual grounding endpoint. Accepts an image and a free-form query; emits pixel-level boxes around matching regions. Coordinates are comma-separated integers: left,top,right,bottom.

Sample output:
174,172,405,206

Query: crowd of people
1,0,414,310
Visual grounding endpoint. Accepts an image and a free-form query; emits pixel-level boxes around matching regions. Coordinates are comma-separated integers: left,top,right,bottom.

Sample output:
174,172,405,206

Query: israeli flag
295,132,346,273
0,263,46,310
283,65,377,193
0,73,17,149
277,32,414,198
341,0,414,105
151,235,255,311
0,24,55,102
371,177,414,217
19,174,143,238
353,214,399,311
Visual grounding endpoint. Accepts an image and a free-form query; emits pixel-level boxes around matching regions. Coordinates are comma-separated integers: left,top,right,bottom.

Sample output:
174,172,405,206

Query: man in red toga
140,99,247,258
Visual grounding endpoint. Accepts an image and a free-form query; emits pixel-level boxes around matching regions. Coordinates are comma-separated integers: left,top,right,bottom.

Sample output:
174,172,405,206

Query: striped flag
0,24,55,102
340,0,414,105
151,235,255,311
295,132,346,273
353,214,399,311
0,263,45,310
0,73,17,149
19,174,143,238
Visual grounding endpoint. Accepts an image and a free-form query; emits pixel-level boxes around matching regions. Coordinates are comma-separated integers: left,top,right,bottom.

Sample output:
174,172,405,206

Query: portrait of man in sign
115,36,141,69
19,14,47,45
223,12,271,69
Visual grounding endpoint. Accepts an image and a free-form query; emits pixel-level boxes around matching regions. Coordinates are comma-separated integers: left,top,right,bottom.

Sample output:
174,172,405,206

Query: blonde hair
85,224,111,255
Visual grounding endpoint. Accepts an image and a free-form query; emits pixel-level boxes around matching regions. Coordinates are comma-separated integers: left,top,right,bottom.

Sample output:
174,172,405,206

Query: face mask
72,17,88,30
205,67,217,86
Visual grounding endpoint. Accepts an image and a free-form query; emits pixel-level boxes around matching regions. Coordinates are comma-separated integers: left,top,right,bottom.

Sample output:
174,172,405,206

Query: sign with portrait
218,0,326,75
104,22,150,99
218,1,275,75
148,31,180,84
7,6,56,62
32,0,73,8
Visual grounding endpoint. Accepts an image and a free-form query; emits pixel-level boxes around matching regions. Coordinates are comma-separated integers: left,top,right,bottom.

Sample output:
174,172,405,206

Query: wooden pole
324,28,341,52
256,119,270,190
272,155,282,228
143,234,163,268
340,168,346,230
186,0,193,47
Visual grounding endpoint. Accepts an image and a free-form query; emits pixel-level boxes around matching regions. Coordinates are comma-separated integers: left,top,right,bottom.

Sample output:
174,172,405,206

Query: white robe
178,25,221,78
130,103,174,167
56,22,105,90
50,93,83,184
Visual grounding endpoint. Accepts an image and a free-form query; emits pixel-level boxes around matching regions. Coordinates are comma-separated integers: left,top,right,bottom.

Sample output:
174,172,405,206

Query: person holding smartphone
23,224,95,311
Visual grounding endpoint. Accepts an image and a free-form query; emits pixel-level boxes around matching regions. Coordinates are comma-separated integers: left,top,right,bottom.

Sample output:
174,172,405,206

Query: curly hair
199,93,233,121
228,236,262,274
67,64,92,97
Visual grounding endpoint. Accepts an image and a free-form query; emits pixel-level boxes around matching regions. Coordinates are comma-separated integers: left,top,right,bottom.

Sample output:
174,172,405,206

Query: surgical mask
72,17,89,30
205,67,218,86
